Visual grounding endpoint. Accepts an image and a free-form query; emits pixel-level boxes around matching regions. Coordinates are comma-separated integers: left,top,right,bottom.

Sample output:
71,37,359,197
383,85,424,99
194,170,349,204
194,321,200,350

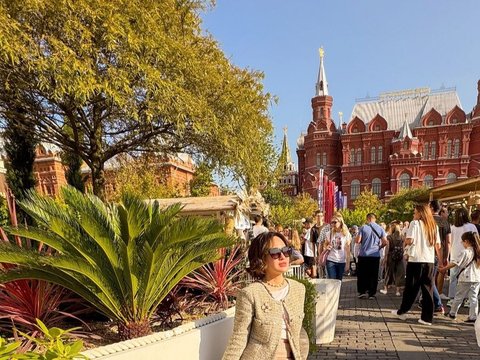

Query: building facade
297,51,480,208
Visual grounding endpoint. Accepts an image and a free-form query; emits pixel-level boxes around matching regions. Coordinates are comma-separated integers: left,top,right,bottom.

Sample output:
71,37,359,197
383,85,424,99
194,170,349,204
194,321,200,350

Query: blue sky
201,0,480,164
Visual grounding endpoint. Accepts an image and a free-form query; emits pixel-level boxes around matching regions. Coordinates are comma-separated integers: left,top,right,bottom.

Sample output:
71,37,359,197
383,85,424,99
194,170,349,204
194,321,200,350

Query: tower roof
315,47,329,96
279,127,292,164
397,119,413,139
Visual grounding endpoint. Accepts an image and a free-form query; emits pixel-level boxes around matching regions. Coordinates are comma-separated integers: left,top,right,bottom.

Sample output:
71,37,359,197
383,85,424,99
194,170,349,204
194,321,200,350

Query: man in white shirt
302,217,317,278
252,214,268,238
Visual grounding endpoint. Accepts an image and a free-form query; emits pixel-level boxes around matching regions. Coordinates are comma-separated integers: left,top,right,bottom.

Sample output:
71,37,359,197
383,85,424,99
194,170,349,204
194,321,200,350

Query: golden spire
319,47,325,59
283,126,288,135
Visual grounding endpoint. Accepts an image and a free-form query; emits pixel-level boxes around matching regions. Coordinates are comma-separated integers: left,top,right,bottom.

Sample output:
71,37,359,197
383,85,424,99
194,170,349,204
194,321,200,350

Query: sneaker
464,318,476,323
434,306,444,315
463,299,470,308
418,319,432,326
391,310,407,320
358,293,368,299
444,313,456,320
439,293,449,300
446,299,453,307
368,295,376,300
379,289,388,295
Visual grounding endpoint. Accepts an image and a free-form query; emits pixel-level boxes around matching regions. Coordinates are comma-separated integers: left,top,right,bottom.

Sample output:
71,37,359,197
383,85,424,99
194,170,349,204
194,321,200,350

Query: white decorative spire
315,47,329,96
398,119,413,139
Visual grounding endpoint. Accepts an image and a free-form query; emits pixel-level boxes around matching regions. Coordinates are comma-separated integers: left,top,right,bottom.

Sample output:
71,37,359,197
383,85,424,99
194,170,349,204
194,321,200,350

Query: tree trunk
118,319,152,340
91,162,106,200
90,115,106,200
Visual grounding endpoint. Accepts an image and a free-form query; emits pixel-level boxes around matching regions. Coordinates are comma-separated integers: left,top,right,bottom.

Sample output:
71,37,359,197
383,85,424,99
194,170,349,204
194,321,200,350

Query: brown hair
415,204,437,246
461,231,480,267
247,231,288,279
290,229,301,251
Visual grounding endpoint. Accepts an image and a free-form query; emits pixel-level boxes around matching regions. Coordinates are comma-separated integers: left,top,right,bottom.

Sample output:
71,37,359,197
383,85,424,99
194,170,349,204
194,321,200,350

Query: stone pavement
309,277,480,359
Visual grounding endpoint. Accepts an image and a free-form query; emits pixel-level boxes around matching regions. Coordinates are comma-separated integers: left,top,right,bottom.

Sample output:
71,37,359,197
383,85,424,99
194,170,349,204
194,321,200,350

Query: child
439,231,480,322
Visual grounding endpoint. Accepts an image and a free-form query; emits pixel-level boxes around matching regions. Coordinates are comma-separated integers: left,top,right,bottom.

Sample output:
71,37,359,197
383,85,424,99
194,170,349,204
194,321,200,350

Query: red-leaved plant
181,245,244,312
0,189,88,337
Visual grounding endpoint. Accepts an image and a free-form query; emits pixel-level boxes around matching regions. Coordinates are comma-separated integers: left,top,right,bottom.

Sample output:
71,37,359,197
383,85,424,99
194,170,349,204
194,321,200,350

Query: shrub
290,278,317,354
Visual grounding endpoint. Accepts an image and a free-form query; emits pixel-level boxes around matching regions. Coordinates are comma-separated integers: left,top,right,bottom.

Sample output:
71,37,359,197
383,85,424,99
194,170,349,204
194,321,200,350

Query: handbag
319,249,330,267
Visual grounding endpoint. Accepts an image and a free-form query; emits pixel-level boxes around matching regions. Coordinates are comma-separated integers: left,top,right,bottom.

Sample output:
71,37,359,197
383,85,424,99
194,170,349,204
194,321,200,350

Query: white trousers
449,281,480,320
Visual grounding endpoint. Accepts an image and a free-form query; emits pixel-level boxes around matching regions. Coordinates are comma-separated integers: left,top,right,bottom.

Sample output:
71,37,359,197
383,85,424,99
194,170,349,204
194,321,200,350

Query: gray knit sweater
222,278,307,360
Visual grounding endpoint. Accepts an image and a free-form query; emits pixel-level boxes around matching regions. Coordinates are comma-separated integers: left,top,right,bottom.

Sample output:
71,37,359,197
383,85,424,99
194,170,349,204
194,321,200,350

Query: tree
269,204,297,228
0,187,233,339
292,193,318,220
261,186,293,207
190,162,214,197
339,208,369,228
0,0,276,199
61,151,85,193
353,190,387,218
383,187,430,223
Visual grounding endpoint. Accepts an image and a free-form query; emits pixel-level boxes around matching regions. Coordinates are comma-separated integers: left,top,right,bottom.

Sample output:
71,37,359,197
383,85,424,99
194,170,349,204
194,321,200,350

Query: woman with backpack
380,222,405,296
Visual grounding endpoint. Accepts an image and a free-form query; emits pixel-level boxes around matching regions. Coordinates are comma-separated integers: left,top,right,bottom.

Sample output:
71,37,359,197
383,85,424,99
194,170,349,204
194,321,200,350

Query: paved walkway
309,277,480,360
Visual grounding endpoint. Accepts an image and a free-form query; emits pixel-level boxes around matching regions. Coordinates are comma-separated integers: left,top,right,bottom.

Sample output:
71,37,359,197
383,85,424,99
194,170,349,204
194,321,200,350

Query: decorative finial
319,47,325,59
283,126,288,135
338,112,343,122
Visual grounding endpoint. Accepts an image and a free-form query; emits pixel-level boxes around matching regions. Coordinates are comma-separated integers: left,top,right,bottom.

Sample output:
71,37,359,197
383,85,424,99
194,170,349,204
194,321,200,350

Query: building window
452,118,457,124
424,142,429,159
423,175,434,188
378,146,383,163
372,178,381,197
371,147,376,164
446,139,452,158
453,139,460,157
316,153,321,167
375,125,380,131
349,149,355,165
446,173,457,184
356,149,362,165
403,142,408,150
399,173,411,189
430,142,436,159
351,180,360,200
428,120,434,126
322,152,327,166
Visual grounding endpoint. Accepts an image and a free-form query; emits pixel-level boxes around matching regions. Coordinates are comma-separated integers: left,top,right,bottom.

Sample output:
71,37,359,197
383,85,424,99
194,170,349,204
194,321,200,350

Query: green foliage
0,186,233,339
261,186,293,207
61,151,85,193
0,195,9,227
269,204,297,228
268,192,317,227
339,208,369,227
0,0,276,197
353,190,387,217
290,278,317,353
0,337,20,360
292,193,318,220
383,187,431,223
190,162,214,197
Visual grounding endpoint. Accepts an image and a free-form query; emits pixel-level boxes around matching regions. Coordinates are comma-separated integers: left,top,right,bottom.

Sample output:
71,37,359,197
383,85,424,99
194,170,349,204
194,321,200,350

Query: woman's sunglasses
268,246,292,260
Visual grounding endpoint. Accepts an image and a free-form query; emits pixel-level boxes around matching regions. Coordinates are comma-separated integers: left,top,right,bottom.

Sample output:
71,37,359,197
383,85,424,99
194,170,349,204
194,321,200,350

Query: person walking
391,205,442,325
323,215,351,280
447,208,478,307
222,232,307,360
440,231,480,323
301,218,317,278
380,222,405,296
356,213,388,299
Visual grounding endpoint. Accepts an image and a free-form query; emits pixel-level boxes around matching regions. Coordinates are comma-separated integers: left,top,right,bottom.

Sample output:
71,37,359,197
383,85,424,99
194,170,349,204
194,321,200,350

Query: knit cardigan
222,278,307,360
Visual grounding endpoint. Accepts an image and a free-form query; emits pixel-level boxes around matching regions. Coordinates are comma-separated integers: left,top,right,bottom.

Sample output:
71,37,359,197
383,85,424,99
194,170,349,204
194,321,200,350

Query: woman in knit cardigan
222,231,307,360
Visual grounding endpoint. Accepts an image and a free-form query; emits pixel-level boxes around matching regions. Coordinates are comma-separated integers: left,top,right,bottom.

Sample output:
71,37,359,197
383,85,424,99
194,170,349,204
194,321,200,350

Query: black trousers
357,256,380,296
398,262,434,323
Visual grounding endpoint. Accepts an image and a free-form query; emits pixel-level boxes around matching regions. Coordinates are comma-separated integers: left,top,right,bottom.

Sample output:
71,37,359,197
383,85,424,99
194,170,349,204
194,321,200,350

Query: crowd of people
223,202,480,359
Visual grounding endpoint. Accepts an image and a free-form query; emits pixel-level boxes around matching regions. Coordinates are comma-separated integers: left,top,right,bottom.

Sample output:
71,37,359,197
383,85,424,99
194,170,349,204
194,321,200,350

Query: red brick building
297,51,480,208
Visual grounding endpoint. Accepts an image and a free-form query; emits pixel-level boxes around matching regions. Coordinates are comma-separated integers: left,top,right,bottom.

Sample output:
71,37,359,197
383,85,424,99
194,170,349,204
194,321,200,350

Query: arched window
316,153,321,167
356,148,362,165
403,142,408,150
446,173,457,184
371,147,376,164
351,180,360,200
430,141,436,159
399,173,411,189
423,175,434,188
322,152,327,166
424,142,429,159
453,139,460,157
447,139,452,158
372,178,382,197
378,146,383,163
349,149,355,165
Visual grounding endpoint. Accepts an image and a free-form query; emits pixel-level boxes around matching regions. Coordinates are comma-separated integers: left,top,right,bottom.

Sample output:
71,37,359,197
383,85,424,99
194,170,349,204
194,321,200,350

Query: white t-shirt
450,223,478,263
271,284,289,339
405,220,440,263
252,224,268,238
453,247,480,283
326,231,351,263
303,228,316,257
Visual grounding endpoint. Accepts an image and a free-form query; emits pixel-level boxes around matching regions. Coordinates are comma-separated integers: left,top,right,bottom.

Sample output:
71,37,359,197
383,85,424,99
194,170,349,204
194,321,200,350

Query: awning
429,176,480,202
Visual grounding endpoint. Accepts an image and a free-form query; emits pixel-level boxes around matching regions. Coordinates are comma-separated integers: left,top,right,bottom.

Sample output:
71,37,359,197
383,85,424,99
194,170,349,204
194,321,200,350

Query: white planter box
310,279,342,344
81,308,235,360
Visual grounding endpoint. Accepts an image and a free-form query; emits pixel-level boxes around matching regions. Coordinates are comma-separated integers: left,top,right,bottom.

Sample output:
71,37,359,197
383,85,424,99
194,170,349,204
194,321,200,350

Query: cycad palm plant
0,187,233,339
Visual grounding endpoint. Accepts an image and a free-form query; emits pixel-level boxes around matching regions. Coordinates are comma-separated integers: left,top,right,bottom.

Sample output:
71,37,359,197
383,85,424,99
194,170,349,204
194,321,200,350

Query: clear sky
201,0,480,165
